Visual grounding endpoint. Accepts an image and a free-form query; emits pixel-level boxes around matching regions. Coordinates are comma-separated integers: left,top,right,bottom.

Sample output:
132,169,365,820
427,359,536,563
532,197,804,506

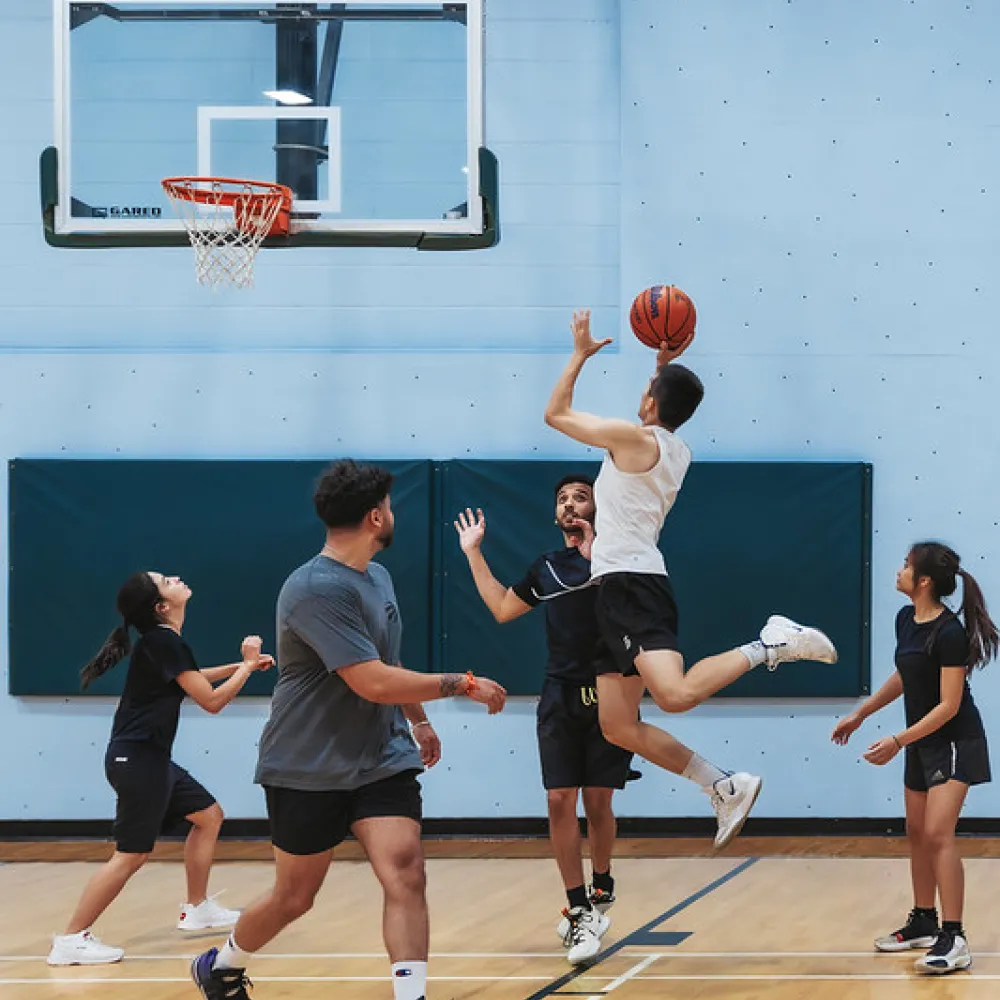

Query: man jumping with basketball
544,309,839,848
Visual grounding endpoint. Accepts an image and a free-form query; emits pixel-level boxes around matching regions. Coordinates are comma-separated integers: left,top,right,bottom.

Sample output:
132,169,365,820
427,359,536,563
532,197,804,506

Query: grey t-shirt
255,554,423,791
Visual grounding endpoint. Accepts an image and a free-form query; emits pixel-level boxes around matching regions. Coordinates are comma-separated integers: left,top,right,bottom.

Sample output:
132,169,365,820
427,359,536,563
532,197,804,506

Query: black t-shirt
512,547,600,685
109,626,199,754
894,605,984,744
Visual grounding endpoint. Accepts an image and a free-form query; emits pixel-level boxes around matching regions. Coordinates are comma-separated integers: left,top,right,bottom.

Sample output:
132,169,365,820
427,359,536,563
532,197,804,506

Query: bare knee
272,885,320,923
581,789,614,824
547,788,579,820
646,681,698,714
380,850,427,902
600,716,639,752
114,850,151,874
906,819,926,848
924,824,956,855
190,803,224,833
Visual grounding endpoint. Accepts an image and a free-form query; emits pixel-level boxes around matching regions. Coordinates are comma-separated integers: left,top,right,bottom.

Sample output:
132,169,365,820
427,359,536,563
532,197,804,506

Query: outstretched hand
454,507,486,554
571,309,613,359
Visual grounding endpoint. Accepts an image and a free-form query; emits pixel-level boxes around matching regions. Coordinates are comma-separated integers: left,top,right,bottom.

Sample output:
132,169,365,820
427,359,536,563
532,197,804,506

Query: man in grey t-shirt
193,460,507,1000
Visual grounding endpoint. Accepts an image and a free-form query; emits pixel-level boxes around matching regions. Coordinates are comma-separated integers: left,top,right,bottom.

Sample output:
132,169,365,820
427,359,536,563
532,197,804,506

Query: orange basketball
629,285,697,350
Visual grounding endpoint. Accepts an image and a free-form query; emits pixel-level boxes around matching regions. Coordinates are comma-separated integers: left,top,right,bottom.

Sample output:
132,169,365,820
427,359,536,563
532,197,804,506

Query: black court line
521,856,759,1000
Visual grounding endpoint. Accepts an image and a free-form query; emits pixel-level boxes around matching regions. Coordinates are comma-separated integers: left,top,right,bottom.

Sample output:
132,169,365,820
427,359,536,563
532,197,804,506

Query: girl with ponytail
832,542,997,975
48,571,274,968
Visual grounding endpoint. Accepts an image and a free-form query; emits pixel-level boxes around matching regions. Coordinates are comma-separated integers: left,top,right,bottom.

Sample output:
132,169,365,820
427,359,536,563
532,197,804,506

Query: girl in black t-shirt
832,542,998,975
47,571,273,968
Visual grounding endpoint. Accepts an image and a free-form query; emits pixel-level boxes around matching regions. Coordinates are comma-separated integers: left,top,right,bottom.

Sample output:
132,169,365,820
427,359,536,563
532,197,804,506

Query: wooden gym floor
3,838,1000,999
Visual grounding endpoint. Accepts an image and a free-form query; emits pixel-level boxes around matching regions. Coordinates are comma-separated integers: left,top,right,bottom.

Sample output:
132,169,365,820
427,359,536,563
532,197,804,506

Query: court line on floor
0,975,613,985
0,951,570,962
9,949,1000,963
581,953,662,1000
8,972,1000,986
520,855,760,1000
639,974,997,981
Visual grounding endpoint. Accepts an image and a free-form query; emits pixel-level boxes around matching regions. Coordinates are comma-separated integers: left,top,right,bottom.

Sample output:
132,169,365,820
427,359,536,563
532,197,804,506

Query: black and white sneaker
914,930,972,975
191,947,253,999
874,909,939,952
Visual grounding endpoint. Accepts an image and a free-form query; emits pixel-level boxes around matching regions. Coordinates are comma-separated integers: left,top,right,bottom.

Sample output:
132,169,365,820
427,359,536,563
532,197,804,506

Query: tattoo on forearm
439,674,463,697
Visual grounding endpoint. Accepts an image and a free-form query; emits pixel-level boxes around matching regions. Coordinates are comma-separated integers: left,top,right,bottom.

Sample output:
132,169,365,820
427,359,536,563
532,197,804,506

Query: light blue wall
1,0,998,823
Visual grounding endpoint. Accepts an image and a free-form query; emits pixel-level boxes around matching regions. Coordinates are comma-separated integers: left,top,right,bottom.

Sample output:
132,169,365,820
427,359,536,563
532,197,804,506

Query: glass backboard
45,1,494,248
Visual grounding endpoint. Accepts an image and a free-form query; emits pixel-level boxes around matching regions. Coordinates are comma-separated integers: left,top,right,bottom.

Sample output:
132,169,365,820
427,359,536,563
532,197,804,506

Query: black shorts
904,737,992,793
264,768,423,856
537,678,633,790
594,572,680,677
105,742,217,854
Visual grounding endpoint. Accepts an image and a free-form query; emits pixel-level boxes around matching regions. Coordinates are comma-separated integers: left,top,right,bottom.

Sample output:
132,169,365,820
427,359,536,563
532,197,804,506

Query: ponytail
79,570,165,690
80,621,132,690
958,568,999,671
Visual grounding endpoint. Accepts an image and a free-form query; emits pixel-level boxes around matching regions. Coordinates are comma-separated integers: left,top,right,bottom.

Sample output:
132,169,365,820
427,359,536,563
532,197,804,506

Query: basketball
630,285,697,350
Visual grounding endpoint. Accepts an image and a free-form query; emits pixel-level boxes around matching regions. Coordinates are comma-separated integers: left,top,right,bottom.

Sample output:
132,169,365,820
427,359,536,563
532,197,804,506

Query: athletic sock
681,752,731,790
915,906,938,922
391,960,427,1000
591,870,614,894
942,920,964,936
566,884,591,910
214,933,251,971
738,640,767,668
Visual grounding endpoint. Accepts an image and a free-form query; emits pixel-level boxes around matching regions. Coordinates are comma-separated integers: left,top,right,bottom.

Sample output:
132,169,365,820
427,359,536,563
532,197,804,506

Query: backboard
42,0,497,249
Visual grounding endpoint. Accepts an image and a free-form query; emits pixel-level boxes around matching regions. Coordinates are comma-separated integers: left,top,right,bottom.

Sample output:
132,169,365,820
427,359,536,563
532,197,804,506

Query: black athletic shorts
105,742,217,854
904,736,992,792
264,768,423,856
537,677,633,790
594,572,680,677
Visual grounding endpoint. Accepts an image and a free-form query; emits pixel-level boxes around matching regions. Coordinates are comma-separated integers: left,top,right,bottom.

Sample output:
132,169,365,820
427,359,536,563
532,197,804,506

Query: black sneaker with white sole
914,930,972,974
874,909,939,952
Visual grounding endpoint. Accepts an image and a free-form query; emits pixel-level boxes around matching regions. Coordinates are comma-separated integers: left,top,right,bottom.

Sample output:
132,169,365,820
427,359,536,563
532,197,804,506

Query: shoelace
214,967,253,999
566,910,595,947
926,930,957,958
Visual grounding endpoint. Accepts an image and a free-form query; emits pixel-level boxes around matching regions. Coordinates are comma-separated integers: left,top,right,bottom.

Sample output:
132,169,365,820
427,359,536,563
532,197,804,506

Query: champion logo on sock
395,969,413,977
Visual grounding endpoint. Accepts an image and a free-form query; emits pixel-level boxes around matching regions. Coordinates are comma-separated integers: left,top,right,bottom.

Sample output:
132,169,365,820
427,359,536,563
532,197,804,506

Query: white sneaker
760,615,838,669
708,773,762,849
914,931,973,974
556,886,615,943
564,906,610,965
177,893,240,931
47,930,124,966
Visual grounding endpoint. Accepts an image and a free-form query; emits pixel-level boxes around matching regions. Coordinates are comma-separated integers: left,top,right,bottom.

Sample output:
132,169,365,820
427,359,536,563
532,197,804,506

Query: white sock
392,960,428,1000
681,753,730,790
214,933,251,971
738,640,767,668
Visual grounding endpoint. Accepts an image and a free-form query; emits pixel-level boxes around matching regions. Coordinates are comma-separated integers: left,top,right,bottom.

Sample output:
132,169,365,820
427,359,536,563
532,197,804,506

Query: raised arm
454,508,532,623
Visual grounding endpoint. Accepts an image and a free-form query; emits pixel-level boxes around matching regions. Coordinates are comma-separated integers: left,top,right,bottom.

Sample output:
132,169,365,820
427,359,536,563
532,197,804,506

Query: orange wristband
465,671,479,695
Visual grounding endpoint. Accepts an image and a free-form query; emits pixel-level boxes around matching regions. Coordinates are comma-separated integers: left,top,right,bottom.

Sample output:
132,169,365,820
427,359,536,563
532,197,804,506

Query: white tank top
590,426,691,579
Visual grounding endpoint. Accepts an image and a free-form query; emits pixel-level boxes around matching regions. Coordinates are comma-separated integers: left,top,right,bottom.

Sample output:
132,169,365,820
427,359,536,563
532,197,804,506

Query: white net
162,178,290,289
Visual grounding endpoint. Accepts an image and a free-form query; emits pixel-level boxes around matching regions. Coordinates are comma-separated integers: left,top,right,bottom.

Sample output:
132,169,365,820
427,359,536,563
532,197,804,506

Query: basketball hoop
161,177,292,289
